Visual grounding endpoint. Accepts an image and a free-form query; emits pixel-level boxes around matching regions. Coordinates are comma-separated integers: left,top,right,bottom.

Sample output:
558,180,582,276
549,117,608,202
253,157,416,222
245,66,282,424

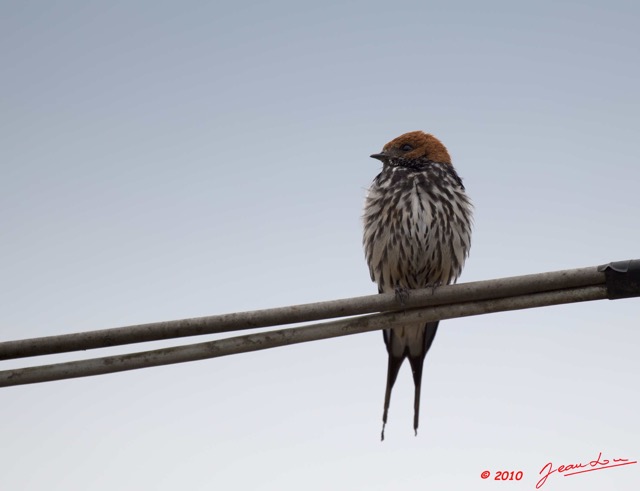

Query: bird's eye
400,144,413,152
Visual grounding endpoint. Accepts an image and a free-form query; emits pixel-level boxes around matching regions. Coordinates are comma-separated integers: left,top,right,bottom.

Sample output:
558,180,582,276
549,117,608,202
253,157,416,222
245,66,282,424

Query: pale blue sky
1,1,639,490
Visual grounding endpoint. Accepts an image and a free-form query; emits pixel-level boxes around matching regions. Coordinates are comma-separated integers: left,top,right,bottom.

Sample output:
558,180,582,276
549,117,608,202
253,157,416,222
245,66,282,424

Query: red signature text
536,452,637,489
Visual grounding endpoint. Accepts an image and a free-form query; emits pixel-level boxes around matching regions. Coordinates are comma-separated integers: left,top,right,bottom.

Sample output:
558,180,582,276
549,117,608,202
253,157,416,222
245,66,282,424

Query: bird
362,131,473,440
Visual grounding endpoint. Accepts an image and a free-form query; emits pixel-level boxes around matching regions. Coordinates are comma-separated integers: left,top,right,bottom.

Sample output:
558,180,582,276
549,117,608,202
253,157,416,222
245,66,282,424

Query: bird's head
370,131,451,165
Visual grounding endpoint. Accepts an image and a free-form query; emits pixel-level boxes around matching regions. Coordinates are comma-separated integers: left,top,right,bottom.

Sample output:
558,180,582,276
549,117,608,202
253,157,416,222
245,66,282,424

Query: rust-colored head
371,131,451,164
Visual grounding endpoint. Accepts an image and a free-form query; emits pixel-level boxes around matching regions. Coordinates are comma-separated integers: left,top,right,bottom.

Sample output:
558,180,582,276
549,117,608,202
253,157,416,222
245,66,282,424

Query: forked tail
381,321,439,440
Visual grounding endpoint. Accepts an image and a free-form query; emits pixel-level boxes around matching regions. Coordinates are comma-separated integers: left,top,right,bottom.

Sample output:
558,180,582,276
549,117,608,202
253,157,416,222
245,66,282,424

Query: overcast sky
1,1,639,490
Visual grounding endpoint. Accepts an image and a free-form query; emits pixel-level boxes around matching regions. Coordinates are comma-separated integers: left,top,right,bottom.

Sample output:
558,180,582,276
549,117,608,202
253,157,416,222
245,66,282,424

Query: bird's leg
394,286,409,306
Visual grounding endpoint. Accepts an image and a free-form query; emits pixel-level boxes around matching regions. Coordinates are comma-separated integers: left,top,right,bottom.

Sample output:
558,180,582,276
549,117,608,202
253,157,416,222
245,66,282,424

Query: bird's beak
370,152,387,161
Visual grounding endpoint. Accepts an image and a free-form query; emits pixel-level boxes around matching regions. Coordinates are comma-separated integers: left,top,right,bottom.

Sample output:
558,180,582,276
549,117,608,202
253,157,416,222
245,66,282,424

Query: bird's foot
394,287,409,306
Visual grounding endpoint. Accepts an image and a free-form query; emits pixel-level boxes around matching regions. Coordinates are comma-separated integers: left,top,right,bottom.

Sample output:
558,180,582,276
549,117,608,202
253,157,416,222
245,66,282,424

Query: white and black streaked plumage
363,131,472,440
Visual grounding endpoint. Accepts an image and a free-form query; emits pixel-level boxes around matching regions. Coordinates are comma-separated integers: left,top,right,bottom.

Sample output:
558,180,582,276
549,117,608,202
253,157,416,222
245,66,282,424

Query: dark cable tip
598,259,640,300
